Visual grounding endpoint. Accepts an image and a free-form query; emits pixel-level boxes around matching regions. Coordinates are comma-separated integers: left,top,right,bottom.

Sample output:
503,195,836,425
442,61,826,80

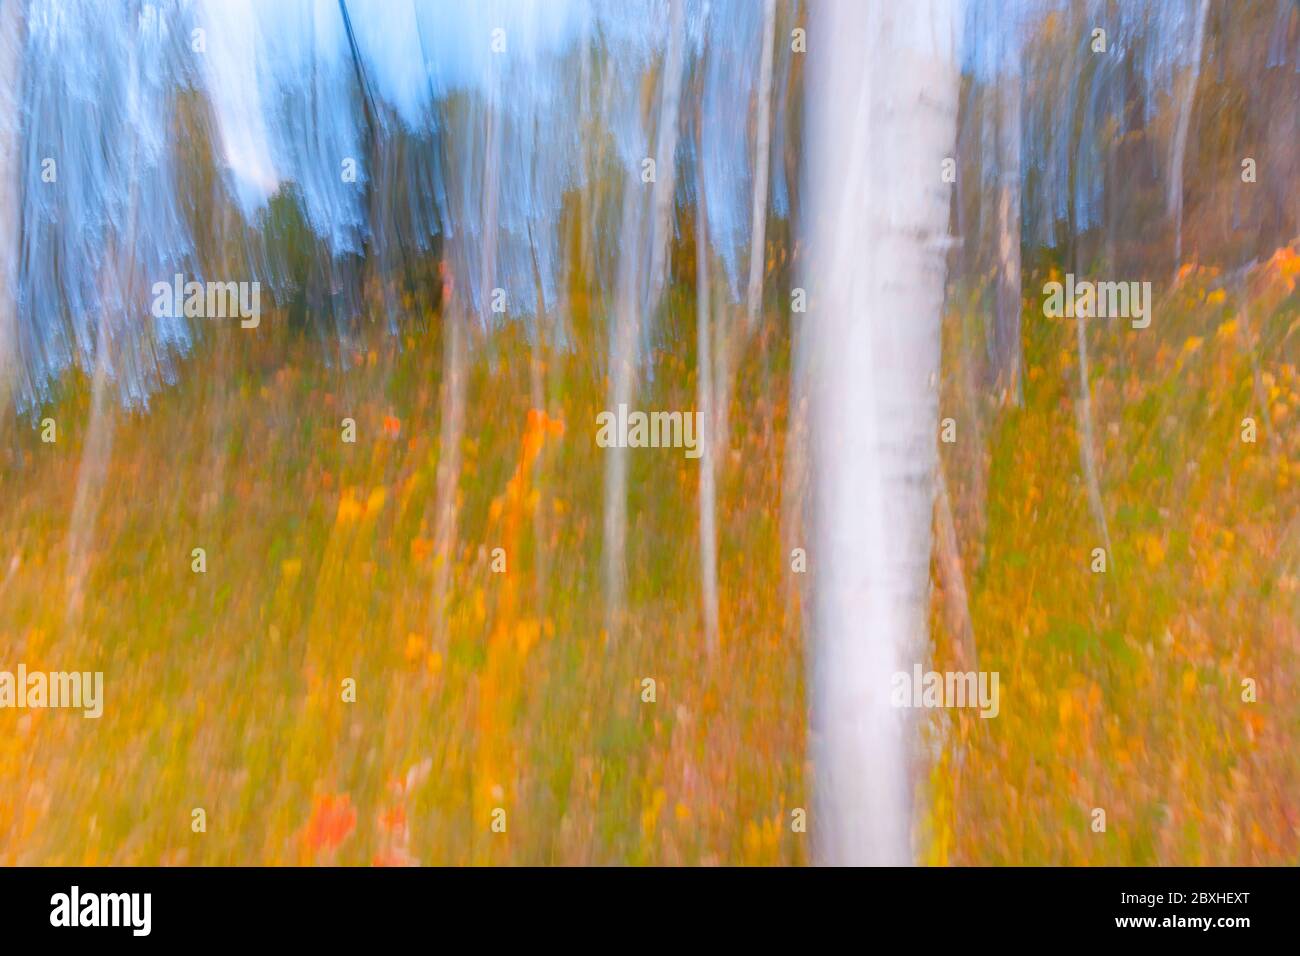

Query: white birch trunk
696,176,719,657
646,0,686,308
603,0,685,642
602,174,643,641
804,0,961,866
0,0,23,419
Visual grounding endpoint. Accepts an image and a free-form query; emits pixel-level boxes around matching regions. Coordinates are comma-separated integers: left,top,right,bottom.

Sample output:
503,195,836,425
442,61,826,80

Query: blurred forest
0,0,1295,864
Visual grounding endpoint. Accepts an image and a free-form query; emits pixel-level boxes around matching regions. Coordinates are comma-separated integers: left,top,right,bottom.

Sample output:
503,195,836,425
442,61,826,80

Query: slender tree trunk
431,299,467,649
67,235,137,630
805,0,961,865
602,176,642,643
1168,0,1209,277
480,62,503,362
994,45,1023,406
745,0,777,338
646,0,685,308
717,0,777,464
0,0,24,421
65,313,114,628
696,173,719,658
1064,41,1112,563
431,57,502,649
602,0,685,643
1075,310,1112,557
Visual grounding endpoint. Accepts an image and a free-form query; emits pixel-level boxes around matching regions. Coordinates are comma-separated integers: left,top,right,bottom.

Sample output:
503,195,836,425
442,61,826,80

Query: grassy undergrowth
0,248,1295,864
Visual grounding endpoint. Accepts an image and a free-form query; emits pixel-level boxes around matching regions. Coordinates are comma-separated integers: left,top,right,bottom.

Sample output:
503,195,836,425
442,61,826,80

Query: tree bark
805,0,961,865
